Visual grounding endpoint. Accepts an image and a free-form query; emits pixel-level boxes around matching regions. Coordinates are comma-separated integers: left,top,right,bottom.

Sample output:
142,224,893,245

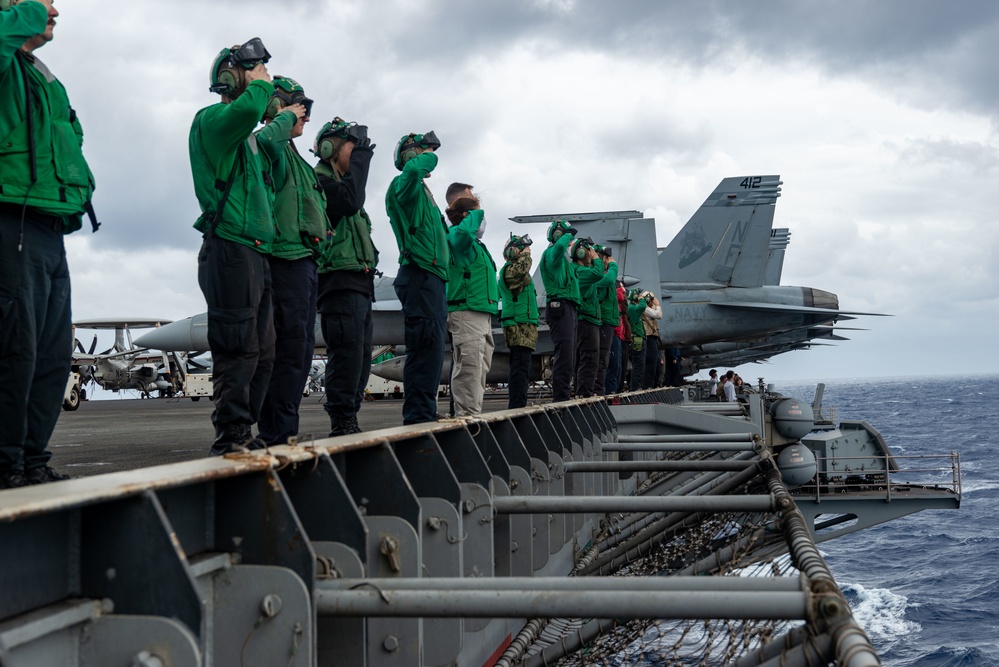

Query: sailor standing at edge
189,38,280,456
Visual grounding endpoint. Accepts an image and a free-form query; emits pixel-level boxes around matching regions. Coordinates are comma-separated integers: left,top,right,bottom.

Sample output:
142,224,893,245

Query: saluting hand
282,103,308,122
244,62,271,84
20,0,55,12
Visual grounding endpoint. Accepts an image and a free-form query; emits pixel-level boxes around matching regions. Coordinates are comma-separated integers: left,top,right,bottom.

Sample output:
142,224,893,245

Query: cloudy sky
44,0,998,382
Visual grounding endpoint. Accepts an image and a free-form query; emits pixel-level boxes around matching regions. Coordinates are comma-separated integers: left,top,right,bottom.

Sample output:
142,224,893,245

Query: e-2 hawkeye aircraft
134,175,886,380
66,319,198,408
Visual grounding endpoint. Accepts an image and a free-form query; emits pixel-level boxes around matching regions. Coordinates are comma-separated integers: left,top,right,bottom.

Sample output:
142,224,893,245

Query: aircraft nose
133,315,206,351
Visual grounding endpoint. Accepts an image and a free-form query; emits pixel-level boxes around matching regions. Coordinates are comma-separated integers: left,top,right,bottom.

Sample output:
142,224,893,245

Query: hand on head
244,62,271,84
283,102,308,122
20,0,55,12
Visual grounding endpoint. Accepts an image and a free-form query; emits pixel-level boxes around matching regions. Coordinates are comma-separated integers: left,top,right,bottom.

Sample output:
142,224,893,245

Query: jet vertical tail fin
764,228,791,285
659,175,782,288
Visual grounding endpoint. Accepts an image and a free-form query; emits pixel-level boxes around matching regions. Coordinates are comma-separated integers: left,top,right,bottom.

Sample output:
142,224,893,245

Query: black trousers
545,299,577,402
575,320,601,398
594,323,614,395
643,336,661,389
605,335,622,394
630,339,645,390
258,256,317,446
394,264,446,424
320,288,373,422
0,210,72,473
197,236,275,443
508,345,532,409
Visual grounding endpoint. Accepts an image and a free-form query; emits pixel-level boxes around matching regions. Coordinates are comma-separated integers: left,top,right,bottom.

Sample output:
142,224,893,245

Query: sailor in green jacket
539,220,579,402
313,117,378,436
627,290,649,389
592,244,619,395
444,193,497,416
254,76,324,447
190,38,281,456
385,131,448,424
572,238,616,398
498,234,538,409
0,0,97,488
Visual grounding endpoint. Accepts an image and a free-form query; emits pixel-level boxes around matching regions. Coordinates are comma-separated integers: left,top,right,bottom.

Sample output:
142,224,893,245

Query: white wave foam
960,480,999,494
842,582,920,641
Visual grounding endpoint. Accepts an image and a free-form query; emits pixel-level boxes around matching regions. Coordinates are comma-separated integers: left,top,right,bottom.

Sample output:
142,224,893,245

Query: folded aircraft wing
709,302,891,317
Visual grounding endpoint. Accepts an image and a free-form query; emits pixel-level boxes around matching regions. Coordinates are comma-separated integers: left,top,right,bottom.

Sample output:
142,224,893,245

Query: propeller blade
88,334,98,354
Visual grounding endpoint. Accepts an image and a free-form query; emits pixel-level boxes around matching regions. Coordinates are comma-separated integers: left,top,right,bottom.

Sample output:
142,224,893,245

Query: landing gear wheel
63,385,81,411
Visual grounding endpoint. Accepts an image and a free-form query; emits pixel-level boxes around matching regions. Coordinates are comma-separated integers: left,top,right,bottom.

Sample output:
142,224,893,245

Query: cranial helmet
503,233,534,261
209,37,271,99
628,289,642,304
394,131,441,171
313,117,368,161
264,75,313,121
547,220,573,244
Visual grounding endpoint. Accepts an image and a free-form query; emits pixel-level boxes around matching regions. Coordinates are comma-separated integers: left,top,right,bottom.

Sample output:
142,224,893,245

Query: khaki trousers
447,310,494,416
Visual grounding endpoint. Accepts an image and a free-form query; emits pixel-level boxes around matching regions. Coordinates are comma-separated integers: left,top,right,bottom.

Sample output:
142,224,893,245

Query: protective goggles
330,119,368,143
231,37,271,68
273,90,314,118
510,234,533,248
418,130,441,150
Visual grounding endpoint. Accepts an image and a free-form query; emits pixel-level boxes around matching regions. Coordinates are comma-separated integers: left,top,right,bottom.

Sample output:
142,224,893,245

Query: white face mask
476,214,486,240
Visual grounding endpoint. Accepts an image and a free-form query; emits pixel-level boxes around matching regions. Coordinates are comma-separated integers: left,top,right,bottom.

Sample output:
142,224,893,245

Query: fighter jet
135,175,884,381
512,175,887,373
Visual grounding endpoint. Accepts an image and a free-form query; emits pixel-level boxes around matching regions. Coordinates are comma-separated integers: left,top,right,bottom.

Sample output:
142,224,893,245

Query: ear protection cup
264,97,282,120
402,147,419,165
574,241,588,260
217,67,242,97
318,137,336,161
503,245,519,261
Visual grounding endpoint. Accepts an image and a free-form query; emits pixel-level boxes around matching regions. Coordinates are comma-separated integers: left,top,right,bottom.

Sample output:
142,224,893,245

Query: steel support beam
563,460,756,473
604,442,758,452
617,433,756,443
320,576,804,593
493,494,774,514
316,589,809,620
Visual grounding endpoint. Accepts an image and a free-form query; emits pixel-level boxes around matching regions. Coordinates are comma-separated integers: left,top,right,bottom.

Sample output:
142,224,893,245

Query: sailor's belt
0,203,65,232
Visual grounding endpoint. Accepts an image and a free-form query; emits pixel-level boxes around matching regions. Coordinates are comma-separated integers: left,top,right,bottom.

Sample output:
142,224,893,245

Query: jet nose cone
134,314,208,351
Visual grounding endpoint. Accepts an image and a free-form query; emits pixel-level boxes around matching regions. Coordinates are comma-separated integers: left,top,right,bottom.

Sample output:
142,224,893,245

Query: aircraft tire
63,386,81,412
191,397,200,402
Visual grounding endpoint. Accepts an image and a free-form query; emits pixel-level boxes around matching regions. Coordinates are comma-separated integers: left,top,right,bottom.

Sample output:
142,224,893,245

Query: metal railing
794,452,962,504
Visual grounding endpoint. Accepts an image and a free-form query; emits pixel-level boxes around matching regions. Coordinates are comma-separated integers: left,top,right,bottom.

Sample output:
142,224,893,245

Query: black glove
355,136,375,151
566,226,578,236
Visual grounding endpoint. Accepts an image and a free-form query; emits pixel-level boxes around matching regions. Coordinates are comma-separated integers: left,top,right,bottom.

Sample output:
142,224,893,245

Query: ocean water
774,374,999,666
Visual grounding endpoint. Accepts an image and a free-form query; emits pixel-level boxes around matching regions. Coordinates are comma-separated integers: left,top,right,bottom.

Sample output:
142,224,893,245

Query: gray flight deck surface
49,395,509,476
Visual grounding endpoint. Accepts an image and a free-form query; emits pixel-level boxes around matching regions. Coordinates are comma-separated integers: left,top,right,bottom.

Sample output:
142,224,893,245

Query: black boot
0,470,31,490
210,423,252,456
344,416,362,434
329,416,362,437
26,466,70,484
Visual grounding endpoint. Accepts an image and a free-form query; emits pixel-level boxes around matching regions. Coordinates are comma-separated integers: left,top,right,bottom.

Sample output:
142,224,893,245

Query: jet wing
73,318,174,329
709,302,891,317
